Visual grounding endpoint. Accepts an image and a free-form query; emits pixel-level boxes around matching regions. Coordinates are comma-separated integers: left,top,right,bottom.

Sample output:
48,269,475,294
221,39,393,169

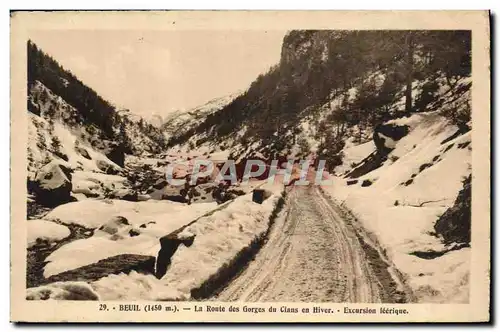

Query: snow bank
91,190,282,301
325,112,471,303
28,112,122,179
43,200,218,277
91,271,186,301
335,137,375,175
26,281,99,300
27,219,70,247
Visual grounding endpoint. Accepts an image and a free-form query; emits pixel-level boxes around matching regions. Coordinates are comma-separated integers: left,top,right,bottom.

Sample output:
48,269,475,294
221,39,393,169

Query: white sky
29,30,286,118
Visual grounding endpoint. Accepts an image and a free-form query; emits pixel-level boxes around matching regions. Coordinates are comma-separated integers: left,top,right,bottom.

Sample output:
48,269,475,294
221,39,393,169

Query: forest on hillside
169,30,471,157
27,41,167,154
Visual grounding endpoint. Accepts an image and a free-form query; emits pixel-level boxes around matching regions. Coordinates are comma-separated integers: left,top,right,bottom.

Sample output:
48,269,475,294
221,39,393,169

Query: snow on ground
334,137,375,175
28,112,122,180
91,190,282,300
324,111,471,303
27,219,70,248
91,271,187,301
42,200,218,277
26,281,100,300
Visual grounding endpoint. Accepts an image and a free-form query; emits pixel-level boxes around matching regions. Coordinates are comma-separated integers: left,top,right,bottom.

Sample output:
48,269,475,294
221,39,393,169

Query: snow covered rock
72,178,101,198
149,184,188,203
155,231,196,278
27,219,70,248
46,254,156,285
26,281,99,300
108,188,138,202
95,159,120,175
33,160,73,206
252,189,272,204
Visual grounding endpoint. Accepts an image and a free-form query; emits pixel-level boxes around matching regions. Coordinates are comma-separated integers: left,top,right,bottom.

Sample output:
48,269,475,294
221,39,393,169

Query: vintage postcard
10,11,490,322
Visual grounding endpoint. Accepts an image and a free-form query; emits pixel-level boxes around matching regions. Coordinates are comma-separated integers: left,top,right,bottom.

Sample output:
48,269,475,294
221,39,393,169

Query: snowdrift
42,199,218,277
326,111,471,303
27,219,70,248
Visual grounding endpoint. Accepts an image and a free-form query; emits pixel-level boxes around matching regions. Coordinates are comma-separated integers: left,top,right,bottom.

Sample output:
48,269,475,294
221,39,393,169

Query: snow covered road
215,185,403,303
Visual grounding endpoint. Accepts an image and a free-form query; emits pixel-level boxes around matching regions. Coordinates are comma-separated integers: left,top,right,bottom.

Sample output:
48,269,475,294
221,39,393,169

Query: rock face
373,124,409,153
149,184,188,203
434,175,471,244
103,142,125,168
347,123,410,179
33,161,73,207
98,216,130,235
155,232,196,279
75,146,91,160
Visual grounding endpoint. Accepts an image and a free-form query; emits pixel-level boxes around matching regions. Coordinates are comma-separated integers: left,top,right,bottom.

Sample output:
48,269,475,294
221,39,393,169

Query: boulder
162,185,188,203
33,160,73,207
108,188,138,202
361,179,373,187
75,146,91,160
156,231,196,278
97,216,130,235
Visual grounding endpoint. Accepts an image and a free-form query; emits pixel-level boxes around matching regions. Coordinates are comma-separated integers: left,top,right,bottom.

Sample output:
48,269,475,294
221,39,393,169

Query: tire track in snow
215,185,402,302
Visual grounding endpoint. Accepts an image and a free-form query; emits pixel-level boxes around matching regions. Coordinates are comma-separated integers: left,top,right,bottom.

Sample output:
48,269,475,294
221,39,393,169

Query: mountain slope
161,30,472,303
168,30,471,166
27,41,168,212
28,41,167,161
163,93,240,142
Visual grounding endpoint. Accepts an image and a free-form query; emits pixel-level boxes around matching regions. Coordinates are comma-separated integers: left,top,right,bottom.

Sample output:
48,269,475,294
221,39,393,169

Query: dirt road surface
215,185,407,302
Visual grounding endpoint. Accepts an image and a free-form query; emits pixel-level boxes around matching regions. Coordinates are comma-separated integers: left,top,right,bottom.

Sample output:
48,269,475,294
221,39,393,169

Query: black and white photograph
10,11,490,323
